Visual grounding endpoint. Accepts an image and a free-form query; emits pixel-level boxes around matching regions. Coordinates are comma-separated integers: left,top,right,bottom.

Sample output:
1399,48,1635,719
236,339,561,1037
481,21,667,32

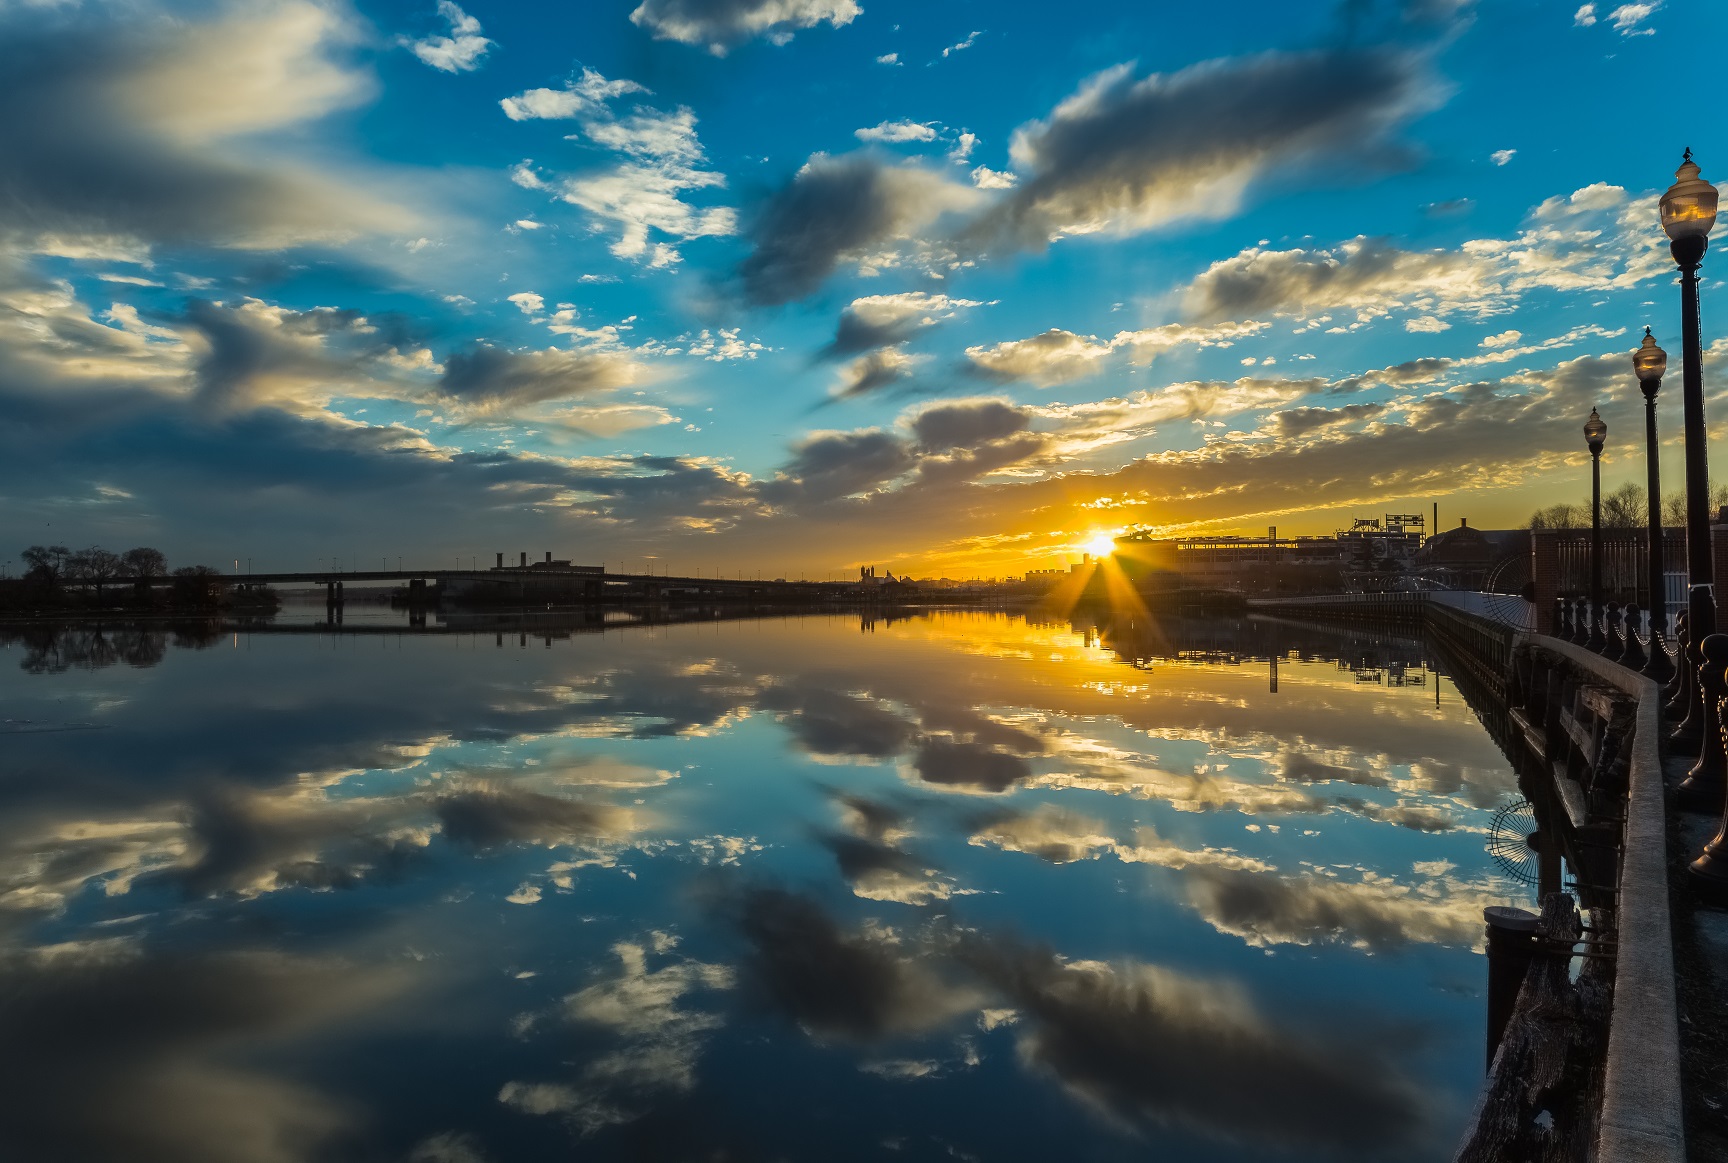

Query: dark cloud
957,936,1430,1152
1183,237,1475,322
0,2,381,254
433,786,632,849
1279,751,1389,788
1185,865,1479,949
0,943,400,1163
1271,402,1386,438
830,349,917,400
910,399,1031,451
972,48,1435,251
437,344,643,414
737,153,973,306
629,0,860,55
759,429,914,507
910,739,1032,793
760,686,915,758
732,888,977,1040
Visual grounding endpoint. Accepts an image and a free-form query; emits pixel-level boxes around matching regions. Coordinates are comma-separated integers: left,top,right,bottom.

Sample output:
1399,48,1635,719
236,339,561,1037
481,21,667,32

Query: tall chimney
545,551,551,563
496,552,503,569
1461,517,1468,528
520,552,527,567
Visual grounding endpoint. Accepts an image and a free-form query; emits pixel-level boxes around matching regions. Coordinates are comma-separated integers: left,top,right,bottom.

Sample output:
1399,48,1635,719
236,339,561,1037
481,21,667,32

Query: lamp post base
1643,631,1675,683
1688,834,1728,903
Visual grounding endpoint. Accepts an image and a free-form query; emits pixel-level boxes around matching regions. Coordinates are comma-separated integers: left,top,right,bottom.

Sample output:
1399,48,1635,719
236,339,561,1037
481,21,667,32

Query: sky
0,0,1723,578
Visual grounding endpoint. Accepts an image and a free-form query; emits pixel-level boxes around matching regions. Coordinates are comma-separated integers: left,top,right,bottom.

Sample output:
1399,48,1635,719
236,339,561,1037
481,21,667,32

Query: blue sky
0,0,1721,576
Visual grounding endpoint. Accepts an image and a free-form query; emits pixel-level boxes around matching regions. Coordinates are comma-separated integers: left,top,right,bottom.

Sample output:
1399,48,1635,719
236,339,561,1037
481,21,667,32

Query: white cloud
499,68,650,121
970,165,1016,189
1608,2,1659,34
507,292,544,316
629,0,862,55
403,1,492,73
966,320,1268,386
1404,315,1449,333
1491,148,1516,166
948,131,977,164
1574,3,1597,25
941,30,983,57
1480,329,1521,348
855,120,938,144
502,72,734,264
877,52,900,65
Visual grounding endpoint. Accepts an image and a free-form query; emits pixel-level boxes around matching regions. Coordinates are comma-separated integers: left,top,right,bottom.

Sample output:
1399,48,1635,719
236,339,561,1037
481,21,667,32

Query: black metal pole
1588,448,1605,650
1673,234,1715,744
1644,378,1674,680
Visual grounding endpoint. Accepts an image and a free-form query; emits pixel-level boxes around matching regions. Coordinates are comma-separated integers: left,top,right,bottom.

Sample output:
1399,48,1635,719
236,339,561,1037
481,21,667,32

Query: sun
1083,533,1118,558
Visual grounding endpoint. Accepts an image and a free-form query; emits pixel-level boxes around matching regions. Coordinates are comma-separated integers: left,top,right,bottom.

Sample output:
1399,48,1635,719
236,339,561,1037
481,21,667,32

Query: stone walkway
1661,751,1728,1160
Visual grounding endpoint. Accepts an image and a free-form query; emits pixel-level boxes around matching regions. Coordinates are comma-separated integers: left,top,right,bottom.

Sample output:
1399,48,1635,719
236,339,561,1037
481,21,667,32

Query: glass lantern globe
1584,408,1608,452
1634,328,1668,384
1661,152,1719,241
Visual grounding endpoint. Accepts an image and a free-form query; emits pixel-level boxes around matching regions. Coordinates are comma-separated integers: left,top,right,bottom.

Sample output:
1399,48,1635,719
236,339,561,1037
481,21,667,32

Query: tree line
1526,483,1728,530
12,545,226,609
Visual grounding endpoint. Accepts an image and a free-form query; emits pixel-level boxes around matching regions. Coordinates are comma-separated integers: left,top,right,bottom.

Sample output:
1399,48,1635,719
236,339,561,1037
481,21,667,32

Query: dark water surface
0,608,1526,1163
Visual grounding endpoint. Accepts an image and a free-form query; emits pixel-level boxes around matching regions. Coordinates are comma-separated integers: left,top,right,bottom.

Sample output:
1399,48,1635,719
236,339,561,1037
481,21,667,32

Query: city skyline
1,0,1722,576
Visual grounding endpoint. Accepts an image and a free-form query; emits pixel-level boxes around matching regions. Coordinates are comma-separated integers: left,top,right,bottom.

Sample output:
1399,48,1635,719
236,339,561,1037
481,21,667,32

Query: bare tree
1528,504,1584,530
121,547,167,577
1601,482,1645,528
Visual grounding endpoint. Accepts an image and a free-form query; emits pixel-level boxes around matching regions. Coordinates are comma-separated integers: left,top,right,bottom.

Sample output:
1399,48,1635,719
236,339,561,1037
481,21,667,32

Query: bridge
114,564,868,604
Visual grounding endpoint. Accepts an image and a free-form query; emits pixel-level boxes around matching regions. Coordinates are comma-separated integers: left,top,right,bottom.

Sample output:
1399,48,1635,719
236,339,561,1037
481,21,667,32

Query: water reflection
0,609,1520,1162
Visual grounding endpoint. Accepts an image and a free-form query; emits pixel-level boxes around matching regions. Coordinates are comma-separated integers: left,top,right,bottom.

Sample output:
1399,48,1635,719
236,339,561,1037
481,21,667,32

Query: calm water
0,608,1525,1163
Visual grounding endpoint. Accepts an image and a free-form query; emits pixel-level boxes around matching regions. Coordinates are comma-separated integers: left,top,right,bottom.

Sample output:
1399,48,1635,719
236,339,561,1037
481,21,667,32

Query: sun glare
1083,533,1117,558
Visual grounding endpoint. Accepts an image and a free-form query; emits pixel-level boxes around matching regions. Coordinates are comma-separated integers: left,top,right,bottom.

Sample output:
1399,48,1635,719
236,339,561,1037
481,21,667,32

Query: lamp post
1585,408,1608,651
1661,150,1719,745
1635,330,1674,681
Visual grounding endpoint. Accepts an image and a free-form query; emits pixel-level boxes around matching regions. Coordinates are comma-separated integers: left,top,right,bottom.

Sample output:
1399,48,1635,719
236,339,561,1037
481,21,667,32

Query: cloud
940,30,982,57
823,292,979,357
0,0,395,255
0,941,405,1163
436,344,650,417
433,785,638,848
1608,2,1659,34
403,1,493,73
629,0,862,54
1181,187,1667,325
1574,2,1597,24
956,940,1430,1150
1481,329,1521,348
909,398,1031,451
1184,865,1493,950
855,120,937,144
502,72,735,264
1405,315,1449,332
737,153,980,305
832,348,919,399
970,165,1016,189
500,935,733,1134
970,47,1437,248
1491,148,1516,165
964,320,1268,386
876,51,900,65
732,888,980,1040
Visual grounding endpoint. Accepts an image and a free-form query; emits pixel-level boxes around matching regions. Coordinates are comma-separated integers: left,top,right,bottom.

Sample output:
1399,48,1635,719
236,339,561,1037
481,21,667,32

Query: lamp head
1584,407,1607,454
1634,327,1668,393
1661,149,1719,242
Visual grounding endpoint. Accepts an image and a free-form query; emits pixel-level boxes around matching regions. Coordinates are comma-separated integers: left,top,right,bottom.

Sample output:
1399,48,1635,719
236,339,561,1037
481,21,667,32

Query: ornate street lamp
1584,408,1608,651
1661,150,1719,746
1634,330,1674,681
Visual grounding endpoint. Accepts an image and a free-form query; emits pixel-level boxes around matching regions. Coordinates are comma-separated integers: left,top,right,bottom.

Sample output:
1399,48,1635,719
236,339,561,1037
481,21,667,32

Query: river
0,606,1527,1163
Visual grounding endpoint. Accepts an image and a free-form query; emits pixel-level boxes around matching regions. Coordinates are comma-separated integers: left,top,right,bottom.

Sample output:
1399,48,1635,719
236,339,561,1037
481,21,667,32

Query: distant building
1110,514,1429,593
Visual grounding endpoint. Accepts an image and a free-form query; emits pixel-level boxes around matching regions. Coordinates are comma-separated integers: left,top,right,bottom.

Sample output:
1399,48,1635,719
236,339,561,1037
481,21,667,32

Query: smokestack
1433,501,1437,533
496,552,502,569
545,551,551,563
520,552,527,567
1461,518,1468,528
